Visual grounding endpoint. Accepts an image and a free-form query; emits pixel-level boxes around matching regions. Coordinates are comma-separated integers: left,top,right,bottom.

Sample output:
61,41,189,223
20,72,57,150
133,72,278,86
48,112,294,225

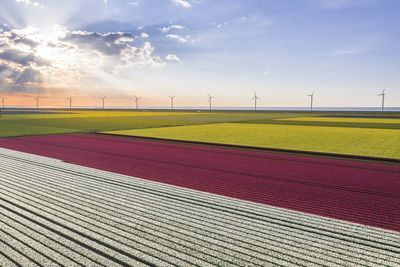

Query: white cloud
15,0,45,8
165,54,181,62
128,1,139,6
140,32,149,38
171,0,191,8
166,34,196,43
160,25,186,33
0,26,165,93
217,22,228,28
316,48,368,56
263,71,271,75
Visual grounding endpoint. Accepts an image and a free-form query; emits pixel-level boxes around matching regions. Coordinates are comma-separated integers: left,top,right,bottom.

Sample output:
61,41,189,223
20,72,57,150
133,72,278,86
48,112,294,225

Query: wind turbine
378,89,386,112
0,97,5,117
307,91,315,111
207,94,214,111
36,96,40,109
67,97,73,109
169,96,176,110
1,97,6,109
251,92,260,111
134,95,141,109
100,97,106,109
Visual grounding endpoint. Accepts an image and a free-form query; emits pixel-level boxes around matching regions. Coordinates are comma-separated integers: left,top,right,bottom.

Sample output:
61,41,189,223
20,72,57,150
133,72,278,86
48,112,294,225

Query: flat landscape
1,109,400,265
1,148,399,266
1,133,399,232
110,122,400,159
2,1,400,265
1,109,400,159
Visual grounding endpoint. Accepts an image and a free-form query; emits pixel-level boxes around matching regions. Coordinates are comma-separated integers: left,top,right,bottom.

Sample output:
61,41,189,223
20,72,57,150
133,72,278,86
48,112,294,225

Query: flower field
0,147,399,266
1,133,399,232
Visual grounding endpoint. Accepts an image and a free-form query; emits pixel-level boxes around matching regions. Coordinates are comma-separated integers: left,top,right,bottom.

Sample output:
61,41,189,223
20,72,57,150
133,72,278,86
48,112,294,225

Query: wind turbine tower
67,97,73,110
169,96,176,110
100,97,106,109
134,96,141,110
251,92,260,111
307,91,315,111
1,97,5,109
207,94,214,111
36,96,40,109
378,89,386,112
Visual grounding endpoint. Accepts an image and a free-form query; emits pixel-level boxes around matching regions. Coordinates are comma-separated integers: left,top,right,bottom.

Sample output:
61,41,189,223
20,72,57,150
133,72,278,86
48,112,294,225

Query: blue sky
0,0,399,107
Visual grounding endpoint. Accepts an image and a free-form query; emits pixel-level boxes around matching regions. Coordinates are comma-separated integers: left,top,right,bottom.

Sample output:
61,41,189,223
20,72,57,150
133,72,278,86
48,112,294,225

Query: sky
0,0,399,108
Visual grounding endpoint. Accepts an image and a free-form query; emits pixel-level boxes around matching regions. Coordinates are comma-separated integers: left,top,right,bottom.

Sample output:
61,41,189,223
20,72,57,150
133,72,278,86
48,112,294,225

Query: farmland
1,111,400,265
0,109,307,137
108,122,400,159
1,147,399,266
2,133,400,231
1,109,400,159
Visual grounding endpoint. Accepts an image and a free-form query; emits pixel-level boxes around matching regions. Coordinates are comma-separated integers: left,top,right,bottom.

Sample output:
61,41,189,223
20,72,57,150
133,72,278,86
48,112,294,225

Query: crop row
0,148,399,266
2,133,399,232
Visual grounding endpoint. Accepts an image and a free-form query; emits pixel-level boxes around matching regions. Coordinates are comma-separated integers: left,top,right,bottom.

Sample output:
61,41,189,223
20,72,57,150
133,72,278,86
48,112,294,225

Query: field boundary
100,132,400,164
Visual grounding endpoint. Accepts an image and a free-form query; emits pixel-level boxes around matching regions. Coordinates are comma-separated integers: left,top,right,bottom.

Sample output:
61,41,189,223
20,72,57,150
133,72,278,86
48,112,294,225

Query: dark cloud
0,63,44,93
63,31,135,56
9,32,38,48
15,68,43,83
0,49,49,66
0,26,165,93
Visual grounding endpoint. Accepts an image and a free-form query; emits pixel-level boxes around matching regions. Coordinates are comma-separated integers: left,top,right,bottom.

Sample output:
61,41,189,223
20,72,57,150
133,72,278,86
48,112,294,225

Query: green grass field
108,123,400,159
1,109,399,159
0,110,303,137
280,116,400,124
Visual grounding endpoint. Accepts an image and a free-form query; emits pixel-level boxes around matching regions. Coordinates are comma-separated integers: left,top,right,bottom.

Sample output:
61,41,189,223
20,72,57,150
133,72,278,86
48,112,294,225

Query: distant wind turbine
36,96,40,109
1,97,6,109
251,92,260,111
67,97,73,109
378,89,386,112
207,94,214,111
169,96,176,110
307,91,315,111
134,95,141,109
100,97,106,109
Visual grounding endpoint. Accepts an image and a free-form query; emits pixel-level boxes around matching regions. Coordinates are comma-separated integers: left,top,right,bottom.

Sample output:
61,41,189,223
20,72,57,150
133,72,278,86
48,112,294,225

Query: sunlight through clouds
0,25,164,94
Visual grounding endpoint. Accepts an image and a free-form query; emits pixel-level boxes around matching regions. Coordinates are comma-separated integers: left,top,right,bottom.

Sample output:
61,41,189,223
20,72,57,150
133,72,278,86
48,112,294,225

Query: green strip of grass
0,110,305,137
241,118,400,130
279,116,400,124
0,121,79,137
107,123,400,159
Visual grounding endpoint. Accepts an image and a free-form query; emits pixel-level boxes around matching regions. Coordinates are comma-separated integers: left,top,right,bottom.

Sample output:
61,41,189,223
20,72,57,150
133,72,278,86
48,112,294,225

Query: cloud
166,34,196,43
166,54,181,62
128,1,139,6
316,48,369,56
160,25,186,33
263,71,271,75
0,49,49,66
62,31,136,56
0,63,44,93
171,0,191,8
140,32,149,38
15,0,45,8
0,26,166,93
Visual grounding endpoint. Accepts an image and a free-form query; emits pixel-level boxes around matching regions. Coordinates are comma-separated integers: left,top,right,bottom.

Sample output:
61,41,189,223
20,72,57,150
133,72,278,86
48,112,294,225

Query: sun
15,26,71,63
